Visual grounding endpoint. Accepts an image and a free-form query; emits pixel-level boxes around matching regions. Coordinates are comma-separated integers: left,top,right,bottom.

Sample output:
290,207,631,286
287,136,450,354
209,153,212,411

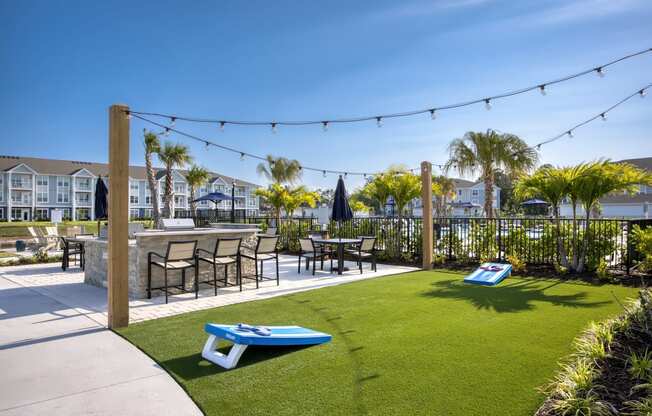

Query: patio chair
345,236,377,273
27,227,50,251
60,237,83,271
196,237,242,295
239,235,280,289
298,238,331,275
147,240,199,303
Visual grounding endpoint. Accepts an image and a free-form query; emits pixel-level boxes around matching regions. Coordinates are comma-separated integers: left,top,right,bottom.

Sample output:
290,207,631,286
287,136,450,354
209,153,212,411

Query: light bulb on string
600,113,607,121
595,67,605,78
536,144,542,151
164,127,171,137
429,109,436,120
169,117,176,128
240,152,245,161
376,117,383,128
204,141,210,151
640,89,647,98
322,121,329,132
484,99,492,110
344,172,348,178
539,85,546,96
125,111,132,120
219,121,225,132
271,123,277,134
322,170,327,178
567,130,574,138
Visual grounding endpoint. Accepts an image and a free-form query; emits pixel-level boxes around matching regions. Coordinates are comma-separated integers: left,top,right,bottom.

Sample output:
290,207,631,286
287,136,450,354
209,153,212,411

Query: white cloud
521,0,646,26
369,0,492,22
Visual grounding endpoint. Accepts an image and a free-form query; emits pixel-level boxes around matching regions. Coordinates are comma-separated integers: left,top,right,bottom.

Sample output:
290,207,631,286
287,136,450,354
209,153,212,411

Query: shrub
506,254,526,273
596,259,611,282
628,349,652,381
632,225,652,273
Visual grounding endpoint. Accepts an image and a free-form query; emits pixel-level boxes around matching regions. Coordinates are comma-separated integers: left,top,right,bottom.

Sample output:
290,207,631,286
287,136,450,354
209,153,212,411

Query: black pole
231,182,235,223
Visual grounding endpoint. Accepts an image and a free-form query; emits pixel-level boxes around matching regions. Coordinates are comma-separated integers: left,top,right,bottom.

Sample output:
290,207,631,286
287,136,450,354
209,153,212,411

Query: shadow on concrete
0,327,106,351
421,279,611,313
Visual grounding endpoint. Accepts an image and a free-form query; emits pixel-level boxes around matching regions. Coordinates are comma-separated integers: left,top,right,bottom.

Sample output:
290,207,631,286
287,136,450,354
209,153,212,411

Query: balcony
11,196,32,205
11,180,32,190
75,198,92,206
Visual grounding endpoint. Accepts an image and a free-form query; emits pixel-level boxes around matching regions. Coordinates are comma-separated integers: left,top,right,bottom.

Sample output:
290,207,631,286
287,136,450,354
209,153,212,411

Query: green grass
0,220,153,238
117,271,638,416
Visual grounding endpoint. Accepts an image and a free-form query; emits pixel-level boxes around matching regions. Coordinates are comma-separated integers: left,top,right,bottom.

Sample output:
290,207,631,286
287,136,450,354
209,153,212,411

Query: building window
248,198,256,207
76,193,90,205
214,184,225,193
35,208,49,220
37,176,49,203
0,175,4,202
174,183,186,195
144,187,152,205
76,177,91,190
130,182,139,205
457,190,462,196
174,195,185,206
57,176,70,203
76,208,90,220
472,190,479,196
0,207,4,219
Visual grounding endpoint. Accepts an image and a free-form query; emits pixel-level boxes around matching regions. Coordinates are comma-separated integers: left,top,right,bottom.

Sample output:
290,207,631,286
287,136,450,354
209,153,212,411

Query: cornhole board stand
202,324,332,370
463,262,512,286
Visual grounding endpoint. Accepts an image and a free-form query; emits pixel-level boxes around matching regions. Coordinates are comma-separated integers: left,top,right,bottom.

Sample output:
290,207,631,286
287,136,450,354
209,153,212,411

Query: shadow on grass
162,344,311,380
421,279,611,313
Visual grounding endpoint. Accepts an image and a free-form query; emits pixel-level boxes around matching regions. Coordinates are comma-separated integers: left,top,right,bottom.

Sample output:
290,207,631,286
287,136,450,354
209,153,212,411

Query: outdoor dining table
312,238,361,275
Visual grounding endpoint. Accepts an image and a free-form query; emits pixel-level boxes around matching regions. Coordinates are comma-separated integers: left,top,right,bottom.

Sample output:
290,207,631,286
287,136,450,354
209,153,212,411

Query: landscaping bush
536,289,652,415
632,225,652,273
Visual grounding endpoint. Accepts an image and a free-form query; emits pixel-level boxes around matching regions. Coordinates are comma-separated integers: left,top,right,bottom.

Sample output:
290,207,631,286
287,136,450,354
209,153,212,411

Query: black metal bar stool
196,237,242,295
147,240,198,303
239,235,280,290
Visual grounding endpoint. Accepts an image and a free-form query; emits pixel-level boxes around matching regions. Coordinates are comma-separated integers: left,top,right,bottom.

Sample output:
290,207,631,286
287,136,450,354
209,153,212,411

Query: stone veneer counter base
84,228,259,299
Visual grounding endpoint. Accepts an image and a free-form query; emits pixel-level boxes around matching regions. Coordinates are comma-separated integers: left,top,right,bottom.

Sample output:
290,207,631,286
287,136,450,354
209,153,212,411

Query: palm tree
254,183,288,226
386,169,422,253
281,186,320,217
515,166,572,268
185,165,210,215
157,142,193,218
571,160,651,272
143,130,161,225
445,130,538,218
256,155,302,184
363,173,392,215
432,175,456,217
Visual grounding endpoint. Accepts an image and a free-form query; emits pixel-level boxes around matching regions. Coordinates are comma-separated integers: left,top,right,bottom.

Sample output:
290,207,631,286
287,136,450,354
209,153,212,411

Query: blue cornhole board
464,262,512,286
202,324,332,369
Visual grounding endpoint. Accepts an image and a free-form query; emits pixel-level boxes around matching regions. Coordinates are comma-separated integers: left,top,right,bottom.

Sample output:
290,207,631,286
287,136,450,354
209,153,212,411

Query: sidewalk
0,275,202,415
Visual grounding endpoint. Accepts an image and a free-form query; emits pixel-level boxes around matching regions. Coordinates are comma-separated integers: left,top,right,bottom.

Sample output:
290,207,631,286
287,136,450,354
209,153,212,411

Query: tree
254,183,288,226
571,160,651,272
315,188,335,206
349,199,370,216
256,155,302,184
281,186,320,217
185,165,210,215
515,166,572,268
362,173,392,215
432,175,456,217
157,142,192,218
143,130,161,225
385,169,422,253
445,130,538,218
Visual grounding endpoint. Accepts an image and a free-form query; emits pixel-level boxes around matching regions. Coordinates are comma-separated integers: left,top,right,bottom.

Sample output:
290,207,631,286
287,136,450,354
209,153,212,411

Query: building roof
598,193,652,204
451,178,475,187
616,156,652,171
0,155,259,187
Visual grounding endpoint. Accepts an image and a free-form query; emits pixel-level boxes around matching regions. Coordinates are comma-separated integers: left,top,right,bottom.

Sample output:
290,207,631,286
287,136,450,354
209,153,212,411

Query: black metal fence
177,210,652,272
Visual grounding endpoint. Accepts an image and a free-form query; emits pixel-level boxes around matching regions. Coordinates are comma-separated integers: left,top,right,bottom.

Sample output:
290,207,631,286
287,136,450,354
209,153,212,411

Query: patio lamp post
231,181,236,223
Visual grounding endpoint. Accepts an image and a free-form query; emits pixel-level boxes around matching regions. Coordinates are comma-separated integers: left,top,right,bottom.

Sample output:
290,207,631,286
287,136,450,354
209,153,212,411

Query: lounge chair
202,323,332,369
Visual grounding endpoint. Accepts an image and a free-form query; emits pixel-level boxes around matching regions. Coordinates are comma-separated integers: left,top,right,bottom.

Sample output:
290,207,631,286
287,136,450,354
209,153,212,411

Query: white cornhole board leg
201,334,248,369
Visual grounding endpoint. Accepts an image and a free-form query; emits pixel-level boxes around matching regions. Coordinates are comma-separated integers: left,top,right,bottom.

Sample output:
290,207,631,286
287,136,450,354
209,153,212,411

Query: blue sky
1,0,651,190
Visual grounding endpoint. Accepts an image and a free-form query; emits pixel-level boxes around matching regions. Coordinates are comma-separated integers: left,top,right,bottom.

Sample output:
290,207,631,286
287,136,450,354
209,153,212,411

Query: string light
128,47,652,132
169,117,176,128
539,85,546,96
129,82,651,178
220,121,225,132
376,117,383,128
640,89,647,98
484,99,492,111
271,123,277,134
164,127,171,137
322,121,329,132
205,141,210,151
600,113,607,121
344,172,348,178
429,109,436,120
240,152,245,161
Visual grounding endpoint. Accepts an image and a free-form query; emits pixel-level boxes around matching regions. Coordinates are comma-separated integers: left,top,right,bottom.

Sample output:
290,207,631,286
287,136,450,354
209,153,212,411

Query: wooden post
108,104,130,328
421,161,433,270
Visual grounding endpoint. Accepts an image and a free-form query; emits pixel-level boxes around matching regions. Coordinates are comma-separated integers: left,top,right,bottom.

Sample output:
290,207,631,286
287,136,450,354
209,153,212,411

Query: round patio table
311,238,361,275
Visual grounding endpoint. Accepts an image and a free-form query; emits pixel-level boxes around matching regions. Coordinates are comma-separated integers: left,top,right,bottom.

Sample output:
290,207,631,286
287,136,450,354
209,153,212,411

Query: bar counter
83,227,260,298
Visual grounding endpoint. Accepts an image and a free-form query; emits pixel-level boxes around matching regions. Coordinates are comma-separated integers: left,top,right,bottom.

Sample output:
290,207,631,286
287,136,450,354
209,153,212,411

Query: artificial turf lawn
117,270,638,416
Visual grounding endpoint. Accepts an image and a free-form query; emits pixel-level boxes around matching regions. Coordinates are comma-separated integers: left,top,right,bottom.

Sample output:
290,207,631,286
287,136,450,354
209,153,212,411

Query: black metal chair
345,236,377,273
196,237,242,295
74,233,94,270
60,237,83,271
240,235,280,289
147,240,199,303
298,238,332,275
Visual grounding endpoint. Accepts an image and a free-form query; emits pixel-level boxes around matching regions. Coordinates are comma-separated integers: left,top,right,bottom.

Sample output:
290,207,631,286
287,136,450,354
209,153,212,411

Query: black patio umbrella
94,177,108,235
192,192,232,204
521,198,549,206
332,175,353,234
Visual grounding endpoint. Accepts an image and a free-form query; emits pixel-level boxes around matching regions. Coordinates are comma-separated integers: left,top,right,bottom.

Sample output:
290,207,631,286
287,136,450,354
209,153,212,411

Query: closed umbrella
94,177,108,236
331,175,354,272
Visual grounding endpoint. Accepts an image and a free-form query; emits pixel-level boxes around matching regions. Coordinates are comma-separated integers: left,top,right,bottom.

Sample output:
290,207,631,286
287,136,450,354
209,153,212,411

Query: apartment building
0,155,260,222
411,178,501,217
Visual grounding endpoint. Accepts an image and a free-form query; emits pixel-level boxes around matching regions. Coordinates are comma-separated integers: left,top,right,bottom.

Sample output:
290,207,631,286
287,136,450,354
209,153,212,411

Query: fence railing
176,210,652,273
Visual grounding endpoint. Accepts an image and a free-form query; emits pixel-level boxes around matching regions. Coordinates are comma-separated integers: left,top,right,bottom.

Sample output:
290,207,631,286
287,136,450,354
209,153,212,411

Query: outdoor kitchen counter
83,228,259,299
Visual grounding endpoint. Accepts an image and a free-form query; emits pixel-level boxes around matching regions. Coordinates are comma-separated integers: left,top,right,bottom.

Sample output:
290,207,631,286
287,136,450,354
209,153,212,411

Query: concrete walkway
0,276,202,415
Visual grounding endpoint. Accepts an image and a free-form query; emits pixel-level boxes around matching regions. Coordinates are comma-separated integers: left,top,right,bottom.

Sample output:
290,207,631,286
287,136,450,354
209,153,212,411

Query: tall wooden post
421,161,433,270
108,104,130,328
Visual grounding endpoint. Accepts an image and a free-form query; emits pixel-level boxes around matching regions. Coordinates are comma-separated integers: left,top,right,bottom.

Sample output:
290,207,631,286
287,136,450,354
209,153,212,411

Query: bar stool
196,237,242,295
60,237,83,271
147,240,198,303
239,235,280,290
